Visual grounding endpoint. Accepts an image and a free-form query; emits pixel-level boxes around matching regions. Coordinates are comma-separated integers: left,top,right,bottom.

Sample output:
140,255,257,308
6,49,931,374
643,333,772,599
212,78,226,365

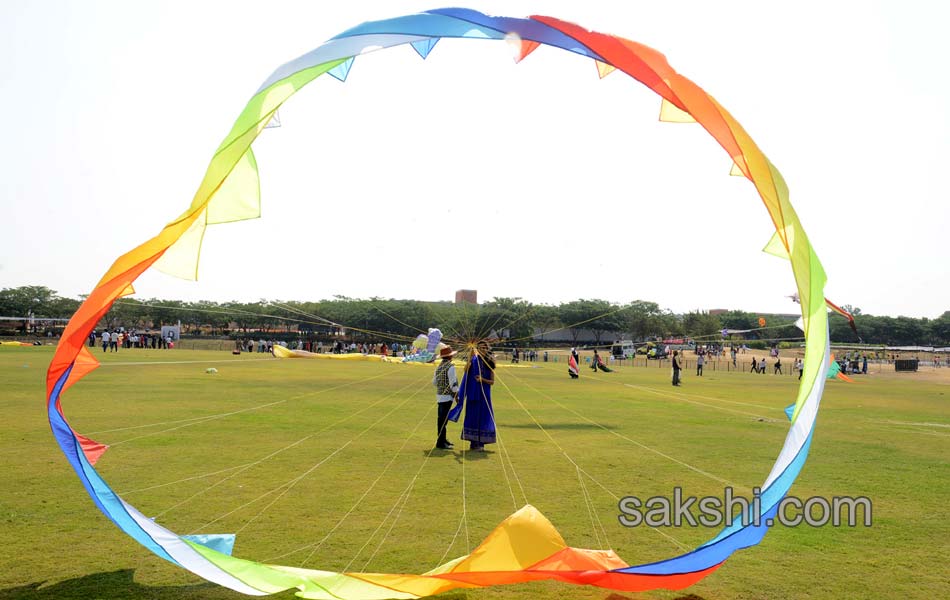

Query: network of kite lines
47,8,840,599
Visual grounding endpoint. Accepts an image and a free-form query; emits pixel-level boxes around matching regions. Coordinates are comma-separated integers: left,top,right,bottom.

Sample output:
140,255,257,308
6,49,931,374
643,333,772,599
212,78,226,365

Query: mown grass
1,345,947,599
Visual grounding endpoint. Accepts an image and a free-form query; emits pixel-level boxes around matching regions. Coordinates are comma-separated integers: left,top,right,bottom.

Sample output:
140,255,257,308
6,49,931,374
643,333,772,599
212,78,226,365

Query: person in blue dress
457,340,497,451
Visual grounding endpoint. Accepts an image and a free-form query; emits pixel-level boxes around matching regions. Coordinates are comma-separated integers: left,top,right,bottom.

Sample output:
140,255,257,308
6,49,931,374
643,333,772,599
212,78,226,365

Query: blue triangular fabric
410,37,440,59
784,403,796,421
328,57,354,82
182,534,236,556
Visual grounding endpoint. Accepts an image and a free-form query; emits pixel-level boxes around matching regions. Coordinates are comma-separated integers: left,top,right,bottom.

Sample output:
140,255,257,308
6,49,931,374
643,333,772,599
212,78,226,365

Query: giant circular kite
47,8,831,599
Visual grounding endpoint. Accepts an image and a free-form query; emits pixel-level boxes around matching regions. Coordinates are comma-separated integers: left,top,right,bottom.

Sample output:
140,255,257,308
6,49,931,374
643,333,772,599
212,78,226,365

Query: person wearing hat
432,345,460,450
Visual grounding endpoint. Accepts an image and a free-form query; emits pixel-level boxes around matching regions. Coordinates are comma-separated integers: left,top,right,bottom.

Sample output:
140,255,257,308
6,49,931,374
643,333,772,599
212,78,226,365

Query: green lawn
1,345,947,599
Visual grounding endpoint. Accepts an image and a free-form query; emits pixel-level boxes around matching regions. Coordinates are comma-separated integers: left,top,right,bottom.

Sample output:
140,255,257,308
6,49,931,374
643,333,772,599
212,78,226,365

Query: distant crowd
237,339,410,356
89,330,176,352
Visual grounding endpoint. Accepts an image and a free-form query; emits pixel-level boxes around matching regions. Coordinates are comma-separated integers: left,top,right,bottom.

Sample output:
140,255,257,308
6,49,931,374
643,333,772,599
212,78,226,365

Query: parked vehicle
611,341,636,359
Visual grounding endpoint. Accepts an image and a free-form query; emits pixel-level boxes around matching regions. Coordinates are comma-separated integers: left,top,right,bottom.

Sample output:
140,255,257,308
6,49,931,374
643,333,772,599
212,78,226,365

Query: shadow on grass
0,569,303,600
422,448,495,463
0,570,710,600
503,422,617,431
605,595,708,600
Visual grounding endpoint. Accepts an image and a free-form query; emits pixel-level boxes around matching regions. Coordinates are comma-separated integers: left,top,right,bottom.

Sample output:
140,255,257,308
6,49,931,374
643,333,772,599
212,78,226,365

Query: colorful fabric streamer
46,8,832,598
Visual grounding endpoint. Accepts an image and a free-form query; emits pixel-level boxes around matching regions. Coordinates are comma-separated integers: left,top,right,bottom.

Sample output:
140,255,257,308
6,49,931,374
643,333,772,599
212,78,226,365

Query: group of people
240,339,281,353
510,348,544,363
236,339,410,356
90,330,174,352
838,352,869,375
565,347,613,378
672,351,807,386
326,340,405,355
749,356,786,375
432,341,496,452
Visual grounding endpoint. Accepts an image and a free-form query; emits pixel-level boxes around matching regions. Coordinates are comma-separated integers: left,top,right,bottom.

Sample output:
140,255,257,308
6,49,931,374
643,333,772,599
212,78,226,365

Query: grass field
1,345,948,600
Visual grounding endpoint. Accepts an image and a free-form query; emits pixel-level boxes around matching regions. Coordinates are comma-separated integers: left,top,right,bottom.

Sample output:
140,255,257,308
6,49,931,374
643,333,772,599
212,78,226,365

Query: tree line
1,285,947,346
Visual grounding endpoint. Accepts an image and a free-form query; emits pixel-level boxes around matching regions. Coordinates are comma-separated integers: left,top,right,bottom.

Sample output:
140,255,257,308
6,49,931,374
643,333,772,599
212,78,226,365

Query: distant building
455,289,477,304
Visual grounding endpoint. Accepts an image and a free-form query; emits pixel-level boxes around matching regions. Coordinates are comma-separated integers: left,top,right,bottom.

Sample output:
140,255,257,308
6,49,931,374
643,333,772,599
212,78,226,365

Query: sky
1,0,948,318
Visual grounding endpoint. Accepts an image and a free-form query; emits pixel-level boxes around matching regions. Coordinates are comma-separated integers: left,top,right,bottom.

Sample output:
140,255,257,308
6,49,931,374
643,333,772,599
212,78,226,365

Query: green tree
930,311,950,344
0,285,57,316
559,299,617,345
478,297,535,343
622,300,669,340
682,310,722,338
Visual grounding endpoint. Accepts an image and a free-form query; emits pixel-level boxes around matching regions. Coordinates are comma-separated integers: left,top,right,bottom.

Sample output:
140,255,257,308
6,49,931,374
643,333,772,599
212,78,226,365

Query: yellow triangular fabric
658,98,697,123
448,505,566,573
762,229,791,260
595,60,616,79
207,148,261,224
154,209,207,280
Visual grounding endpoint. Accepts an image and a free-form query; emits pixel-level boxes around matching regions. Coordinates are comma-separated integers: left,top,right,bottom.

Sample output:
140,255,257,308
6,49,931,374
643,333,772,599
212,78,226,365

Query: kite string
623,382,778,422
116,370,394,497
474,300,542,344
579,464,611,549
342,390,464,573
576,465,604,548
269,301,418,344
432,424,471,568
468,352,527,509
149,371,416,521
106,368,392,446
257,383,437,565
500,303,634,344
228,379,431,537
511,365,744,490
462,440,470,552
112,299,336,334
269,298,473,360
345,461,425,572
118,462,254,496
498,369,691,552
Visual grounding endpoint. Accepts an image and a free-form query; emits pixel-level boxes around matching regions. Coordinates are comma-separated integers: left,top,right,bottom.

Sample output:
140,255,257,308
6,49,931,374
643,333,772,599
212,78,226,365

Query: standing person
591,349,600,372
731,346,737,368
696,353,704,377
774,356,783,375
456,341,496,451
795,357,804,379
750,357,757,373
862,354,868,374
432,346,459,450
568,347,579,379
671,350,682,386
101,330,110,353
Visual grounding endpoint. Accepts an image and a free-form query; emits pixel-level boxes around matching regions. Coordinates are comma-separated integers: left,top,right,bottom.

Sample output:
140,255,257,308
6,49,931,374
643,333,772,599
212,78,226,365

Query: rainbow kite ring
47,8,831,598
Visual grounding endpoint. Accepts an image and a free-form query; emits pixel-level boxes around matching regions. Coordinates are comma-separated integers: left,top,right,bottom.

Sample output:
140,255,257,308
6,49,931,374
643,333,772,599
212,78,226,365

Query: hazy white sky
1,1,947,318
